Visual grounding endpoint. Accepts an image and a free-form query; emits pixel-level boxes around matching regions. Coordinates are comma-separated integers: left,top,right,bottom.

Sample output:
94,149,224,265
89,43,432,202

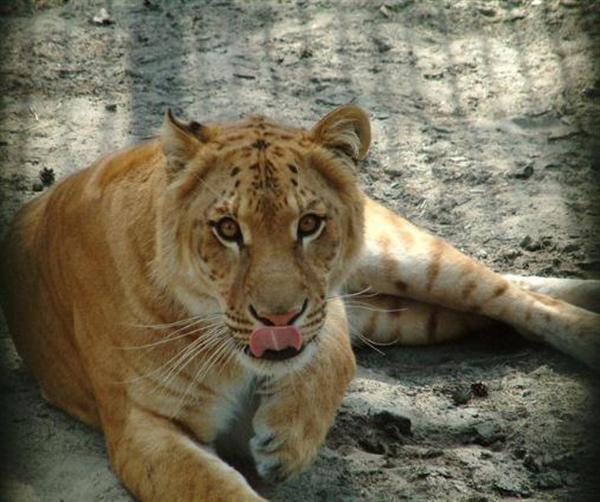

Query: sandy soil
1,0,600,501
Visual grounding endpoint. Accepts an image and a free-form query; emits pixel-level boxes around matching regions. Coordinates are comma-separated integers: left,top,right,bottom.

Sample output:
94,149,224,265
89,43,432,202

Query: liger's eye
298,214,324,239
214,217,242,244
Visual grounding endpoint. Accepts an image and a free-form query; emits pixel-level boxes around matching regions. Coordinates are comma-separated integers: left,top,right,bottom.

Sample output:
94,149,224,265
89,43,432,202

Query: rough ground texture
1,0,600,501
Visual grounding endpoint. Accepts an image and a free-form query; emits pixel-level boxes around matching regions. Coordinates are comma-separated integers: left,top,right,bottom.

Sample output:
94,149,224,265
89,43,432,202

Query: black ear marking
161,109,209,176
166,109,207,141
187,121,205,137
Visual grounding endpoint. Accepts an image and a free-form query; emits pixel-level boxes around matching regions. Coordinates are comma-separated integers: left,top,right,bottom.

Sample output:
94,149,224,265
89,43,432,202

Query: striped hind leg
346,273,600,348
502,274,600,314
349,197,600,368
345,294,494,348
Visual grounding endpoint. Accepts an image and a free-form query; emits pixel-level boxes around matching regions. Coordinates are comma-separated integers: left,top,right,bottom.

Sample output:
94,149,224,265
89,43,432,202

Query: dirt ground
1,0,600,501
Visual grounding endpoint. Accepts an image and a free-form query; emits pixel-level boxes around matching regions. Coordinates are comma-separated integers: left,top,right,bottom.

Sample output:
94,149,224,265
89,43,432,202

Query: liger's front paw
250,425,318,483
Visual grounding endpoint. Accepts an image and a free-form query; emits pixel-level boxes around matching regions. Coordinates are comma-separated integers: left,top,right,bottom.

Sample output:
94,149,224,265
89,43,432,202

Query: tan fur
1,105,598,501
347,198,600,365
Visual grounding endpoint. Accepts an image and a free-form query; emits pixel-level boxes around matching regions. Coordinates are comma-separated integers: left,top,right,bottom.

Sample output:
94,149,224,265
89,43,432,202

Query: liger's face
161,107,370,374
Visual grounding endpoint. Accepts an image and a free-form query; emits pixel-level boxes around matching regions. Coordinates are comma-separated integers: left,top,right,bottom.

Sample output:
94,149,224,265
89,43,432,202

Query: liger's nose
258,310,300,326
248,299,308,326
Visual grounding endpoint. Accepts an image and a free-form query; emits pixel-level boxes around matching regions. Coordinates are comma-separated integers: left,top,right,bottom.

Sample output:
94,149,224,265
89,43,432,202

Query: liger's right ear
160,109,208,175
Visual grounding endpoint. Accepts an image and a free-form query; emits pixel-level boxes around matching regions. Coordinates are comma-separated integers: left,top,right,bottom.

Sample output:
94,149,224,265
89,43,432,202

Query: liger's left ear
311,105,371,161
161,109,208,175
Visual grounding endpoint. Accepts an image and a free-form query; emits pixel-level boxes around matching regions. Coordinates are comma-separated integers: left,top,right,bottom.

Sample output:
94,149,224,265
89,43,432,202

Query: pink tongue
249,326,303,358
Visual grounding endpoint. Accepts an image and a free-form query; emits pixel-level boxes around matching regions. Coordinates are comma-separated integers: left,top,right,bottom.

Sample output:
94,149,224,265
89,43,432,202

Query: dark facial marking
251,139,269,150
227,134,245,142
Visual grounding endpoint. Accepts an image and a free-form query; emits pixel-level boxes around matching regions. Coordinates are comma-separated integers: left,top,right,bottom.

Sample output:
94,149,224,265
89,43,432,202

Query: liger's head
157,105,370,374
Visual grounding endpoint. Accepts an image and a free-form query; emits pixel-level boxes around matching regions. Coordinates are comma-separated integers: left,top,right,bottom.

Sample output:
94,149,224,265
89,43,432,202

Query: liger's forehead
213,115,310,152
207,117,320,216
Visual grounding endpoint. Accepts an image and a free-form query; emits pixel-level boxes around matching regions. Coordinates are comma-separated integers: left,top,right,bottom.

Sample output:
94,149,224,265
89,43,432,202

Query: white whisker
327,286,378,301
354,332,386,355
122,326,226,384
157,339,216,389
344,301,408,314
171,337,234,418
124,312,223,330
157,329,227,393
119,318,224,350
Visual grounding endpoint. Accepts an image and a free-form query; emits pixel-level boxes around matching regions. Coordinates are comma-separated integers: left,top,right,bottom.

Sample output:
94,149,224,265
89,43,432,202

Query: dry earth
1,0,600,501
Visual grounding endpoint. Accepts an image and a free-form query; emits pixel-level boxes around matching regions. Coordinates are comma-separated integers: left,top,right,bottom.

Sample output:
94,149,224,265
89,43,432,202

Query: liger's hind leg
348,197,600,368
346,294,495,347
345,277,600,348
502,274,600,314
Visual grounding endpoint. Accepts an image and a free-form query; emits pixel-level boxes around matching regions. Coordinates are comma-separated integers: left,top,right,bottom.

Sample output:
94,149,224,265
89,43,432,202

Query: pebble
143,0,161,10
233,73,256,80
562,242,580,252
32,182,44,192
478,6,497,17
512,163,534,179
92,8,114,26
520,235,542,251
379,5,391,18
451,386,472,405
39,167,55,186
372,410,412,437
383,165,403,177
524,453,543,473
503,249,521,260
506,9,527,21
373,38,393,53
358,435,386,455
548,127,580,141
473,422,505,446
471,382,488,398
536,471,564,489
494,477,532,497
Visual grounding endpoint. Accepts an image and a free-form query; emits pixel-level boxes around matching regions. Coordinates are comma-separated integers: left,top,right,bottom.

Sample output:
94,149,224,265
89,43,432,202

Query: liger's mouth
244,344,306,361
